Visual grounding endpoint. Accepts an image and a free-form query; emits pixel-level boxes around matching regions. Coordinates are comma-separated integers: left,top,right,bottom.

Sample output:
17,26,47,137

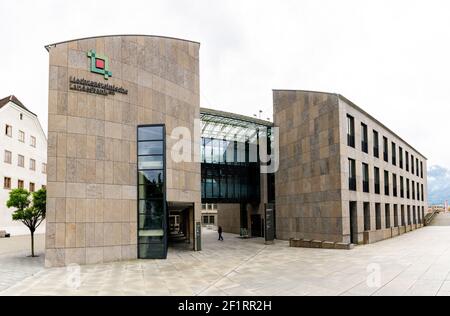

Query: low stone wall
289,239,354,250
289,222,426,250
363,224,424,245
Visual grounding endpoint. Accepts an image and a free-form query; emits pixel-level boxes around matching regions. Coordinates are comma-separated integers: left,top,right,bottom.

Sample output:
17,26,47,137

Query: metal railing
425,209,440,226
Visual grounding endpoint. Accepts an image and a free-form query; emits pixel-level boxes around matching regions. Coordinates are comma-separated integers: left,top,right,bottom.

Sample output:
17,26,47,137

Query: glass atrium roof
200,108,273,143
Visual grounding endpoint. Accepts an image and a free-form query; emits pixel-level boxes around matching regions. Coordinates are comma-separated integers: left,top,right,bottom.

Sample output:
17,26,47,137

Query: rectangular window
18,155,24,167
384,170,389,196
361,123,368,153
5,124,12,137
399,147,403,169
364,202,371,231
406,151,409,171
420,161,424,178
411,154,415,175
362,163,369,193
18,180,24,189
42,163,47,174
203,216,208,224
385,204,391,228
4,177,11,190
407,206,411,225
348,159,356,191
30,159,36,171
413,206,417,224
383,137,389,162
209,216,215,225
18,130,25,143
394,205,399,228
416,158,419,177
400,176,404,198
347,115,355,148
401,205,405,226
29,182,35,192
374,167,380,194
4,150,12,164
412,181,415,200
375,203,381,230
421,184,424,202
30,136,36,148
373,130,379,158
137,125,167,260
392,142,396,166
393,174,398,197
406,179,410,199
417,182,420,201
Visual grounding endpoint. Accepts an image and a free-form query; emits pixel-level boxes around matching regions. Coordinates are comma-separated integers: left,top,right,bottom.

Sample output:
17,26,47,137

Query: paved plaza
1,220,450,296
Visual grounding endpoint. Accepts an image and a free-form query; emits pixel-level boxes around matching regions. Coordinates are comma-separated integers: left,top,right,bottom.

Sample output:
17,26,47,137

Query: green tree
6,188,46,257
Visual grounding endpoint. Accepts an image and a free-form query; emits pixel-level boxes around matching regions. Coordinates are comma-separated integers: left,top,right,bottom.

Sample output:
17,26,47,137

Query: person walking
218,226,224,241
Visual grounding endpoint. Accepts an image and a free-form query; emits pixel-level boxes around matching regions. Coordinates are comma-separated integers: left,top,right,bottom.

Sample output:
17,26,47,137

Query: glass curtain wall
201,137,261,203
200,110,274,204
137,125,167,259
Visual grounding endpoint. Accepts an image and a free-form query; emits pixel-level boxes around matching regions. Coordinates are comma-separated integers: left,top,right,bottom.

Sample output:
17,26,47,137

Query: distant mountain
428,165,450,205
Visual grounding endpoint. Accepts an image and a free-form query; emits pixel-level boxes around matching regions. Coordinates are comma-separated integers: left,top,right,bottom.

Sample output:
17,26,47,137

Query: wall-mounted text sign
69,76,128,96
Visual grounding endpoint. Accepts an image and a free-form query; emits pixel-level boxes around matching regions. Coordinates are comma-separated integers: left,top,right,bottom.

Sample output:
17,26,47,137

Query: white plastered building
0,95,47,236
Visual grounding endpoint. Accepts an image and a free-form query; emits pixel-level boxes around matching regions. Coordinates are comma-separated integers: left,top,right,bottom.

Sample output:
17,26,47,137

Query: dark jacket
218,227,223,234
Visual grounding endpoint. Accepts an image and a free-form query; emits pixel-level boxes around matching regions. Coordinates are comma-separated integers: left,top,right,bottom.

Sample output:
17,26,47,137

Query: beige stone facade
45,35,201,267
273,90,428,245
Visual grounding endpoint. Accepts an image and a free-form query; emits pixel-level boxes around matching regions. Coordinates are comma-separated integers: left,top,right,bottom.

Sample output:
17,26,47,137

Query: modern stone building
45,35,201,267
274,90,428,245
44,35,428,267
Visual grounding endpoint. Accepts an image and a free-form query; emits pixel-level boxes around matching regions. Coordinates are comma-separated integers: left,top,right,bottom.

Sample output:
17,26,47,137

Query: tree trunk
31,231,35,257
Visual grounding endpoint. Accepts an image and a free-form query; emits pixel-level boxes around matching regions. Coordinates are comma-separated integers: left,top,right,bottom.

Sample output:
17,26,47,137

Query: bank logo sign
69,50,127,96
87,50,112,80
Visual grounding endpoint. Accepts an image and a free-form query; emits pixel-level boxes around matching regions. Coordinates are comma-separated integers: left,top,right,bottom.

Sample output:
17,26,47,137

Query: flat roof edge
45,34,200,52
273,89,427,160
273,89,338,96
338,94,428,160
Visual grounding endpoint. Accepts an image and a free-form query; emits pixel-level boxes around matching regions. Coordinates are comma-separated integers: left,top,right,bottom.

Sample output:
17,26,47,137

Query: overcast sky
1,0,449,169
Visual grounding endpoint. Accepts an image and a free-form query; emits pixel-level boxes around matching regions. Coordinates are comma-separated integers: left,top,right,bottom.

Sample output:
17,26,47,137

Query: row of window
3,150,46,173
201,203,218,211
349,159,425,201
347,115,424,179
3,177,45,192
357,202,425,231
4,124,37,148
202,215,216,225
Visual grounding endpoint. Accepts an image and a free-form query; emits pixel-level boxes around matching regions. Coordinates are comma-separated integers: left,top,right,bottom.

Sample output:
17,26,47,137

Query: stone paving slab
1,227,450,296
0,234,45,292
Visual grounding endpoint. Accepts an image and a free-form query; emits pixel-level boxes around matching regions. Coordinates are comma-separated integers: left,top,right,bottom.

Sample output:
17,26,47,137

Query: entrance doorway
167,202,195,251
251,214,263,237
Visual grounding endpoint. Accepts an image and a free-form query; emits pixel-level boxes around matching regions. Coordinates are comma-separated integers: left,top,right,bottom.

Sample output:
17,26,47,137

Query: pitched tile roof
0,95,37,116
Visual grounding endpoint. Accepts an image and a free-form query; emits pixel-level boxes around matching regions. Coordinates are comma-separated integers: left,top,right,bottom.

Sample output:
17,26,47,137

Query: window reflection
139,170,164,186
138,156,164,170
139,199,164,215
138,141,163,155
138,126,164,141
